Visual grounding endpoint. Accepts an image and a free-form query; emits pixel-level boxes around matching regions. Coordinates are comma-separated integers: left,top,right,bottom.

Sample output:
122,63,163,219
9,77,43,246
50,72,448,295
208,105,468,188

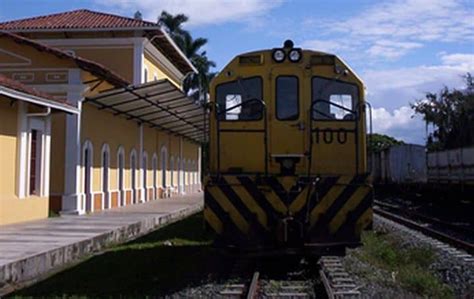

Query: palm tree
157,11,216,100
157,11,188,47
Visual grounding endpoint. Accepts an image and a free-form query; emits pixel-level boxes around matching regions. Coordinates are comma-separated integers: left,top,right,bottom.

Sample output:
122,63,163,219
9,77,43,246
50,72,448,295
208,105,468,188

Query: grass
356,231,454,298
8,213,237,298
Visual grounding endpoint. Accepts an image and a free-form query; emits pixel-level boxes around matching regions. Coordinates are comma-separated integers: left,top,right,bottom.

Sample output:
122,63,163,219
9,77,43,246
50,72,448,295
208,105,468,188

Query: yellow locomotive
204,40,372,256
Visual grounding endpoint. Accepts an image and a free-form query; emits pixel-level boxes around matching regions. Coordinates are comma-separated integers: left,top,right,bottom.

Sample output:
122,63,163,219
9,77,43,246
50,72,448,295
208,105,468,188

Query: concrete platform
0,194,203,295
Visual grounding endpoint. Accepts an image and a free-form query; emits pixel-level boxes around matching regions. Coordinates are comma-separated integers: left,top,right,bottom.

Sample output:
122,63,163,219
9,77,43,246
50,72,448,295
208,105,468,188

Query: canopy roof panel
85,79,207,143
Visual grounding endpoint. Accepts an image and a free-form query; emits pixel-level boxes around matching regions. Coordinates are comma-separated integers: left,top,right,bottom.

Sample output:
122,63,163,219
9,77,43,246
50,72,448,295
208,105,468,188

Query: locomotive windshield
276,76,299,120
312,77,358,120
216,77,263,121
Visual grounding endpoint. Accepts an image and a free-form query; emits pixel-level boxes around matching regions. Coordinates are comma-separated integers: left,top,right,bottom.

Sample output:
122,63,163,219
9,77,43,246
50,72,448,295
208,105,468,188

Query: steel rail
246,271,260,299
374,206,474,255
374,200,474,235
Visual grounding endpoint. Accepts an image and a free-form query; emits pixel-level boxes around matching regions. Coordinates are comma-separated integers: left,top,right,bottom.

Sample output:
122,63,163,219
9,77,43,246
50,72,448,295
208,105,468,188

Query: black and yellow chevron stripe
204,174,372,247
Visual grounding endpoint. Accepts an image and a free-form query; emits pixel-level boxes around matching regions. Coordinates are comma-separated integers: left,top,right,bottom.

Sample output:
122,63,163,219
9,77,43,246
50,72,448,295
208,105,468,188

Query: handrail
312,99,358,119
364,101,374,173
214,98,268,177
307,98,360,181
216,98,265,116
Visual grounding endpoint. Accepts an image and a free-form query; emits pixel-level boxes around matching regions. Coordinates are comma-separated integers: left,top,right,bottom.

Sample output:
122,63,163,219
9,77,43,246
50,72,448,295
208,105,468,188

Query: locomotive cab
204,41,372,256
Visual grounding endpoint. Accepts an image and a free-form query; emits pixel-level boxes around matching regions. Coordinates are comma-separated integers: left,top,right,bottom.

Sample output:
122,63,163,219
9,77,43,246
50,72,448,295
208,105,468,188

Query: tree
157,11,189,46
367,133,404,153
134,11,143,20
157,11,216,99
411,73,474,151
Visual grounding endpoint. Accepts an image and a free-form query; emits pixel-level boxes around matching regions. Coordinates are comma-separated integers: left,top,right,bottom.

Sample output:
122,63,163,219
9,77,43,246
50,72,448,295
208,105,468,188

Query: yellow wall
50,113,66,194
69,47,134,83
0,98,48,225
144,54,181,88
0,98,18,196
80,103,200,193
81,103,139,191
0,37,76,74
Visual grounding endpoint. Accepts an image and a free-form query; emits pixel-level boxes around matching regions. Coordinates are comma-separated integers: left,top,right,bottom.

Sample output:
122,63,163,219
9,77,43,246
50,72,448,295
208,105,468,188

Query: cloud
97,0,283,26
330,0,474,43
366,40,423,60
302,0,474,60
365,52,473,143
440,53,474,69
371,106,425,143
364,53,473,108
301,39,353,54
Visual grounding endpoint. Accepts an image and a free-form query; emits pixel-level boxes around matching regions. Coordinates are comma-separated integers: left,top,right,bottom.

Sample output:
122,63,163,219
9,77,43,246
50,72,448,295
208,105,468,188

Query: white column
198,145,202,191
133,39,145,85
42,115,52,197
139,123,145,202
16,101,27,198
179,137,184,194
61,69,85,215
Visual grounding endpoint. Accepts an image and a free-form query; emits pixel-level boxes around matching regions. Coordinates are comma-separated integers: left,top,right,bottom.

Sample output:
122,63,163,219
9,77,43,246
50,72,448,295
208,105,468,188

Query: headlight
272,49,286,62
288,49,302,62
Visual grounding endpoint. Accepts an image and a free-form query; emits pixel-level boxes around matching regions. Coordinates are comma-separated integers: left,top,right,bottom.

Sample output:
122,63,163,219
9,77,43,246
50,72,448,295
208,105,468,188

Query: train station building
0,9,205,225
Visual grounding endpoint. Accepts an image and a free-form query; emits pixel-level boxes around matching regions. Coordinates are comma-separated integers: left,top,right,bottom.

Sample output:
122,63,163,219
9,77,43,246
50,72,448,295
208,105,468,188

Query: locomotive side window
276,76,299,120
312,77,358,120
216,77,263,121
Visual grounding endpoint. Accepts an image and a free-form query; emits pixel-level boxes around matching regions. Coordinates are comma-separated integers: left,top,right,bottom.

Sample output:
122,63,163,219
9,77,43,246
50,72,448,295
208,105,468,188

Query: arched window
143,151,148,202
187,160,191,190
176,157,181,194
143,67,148,83
117,146,125,206
160,146,167,188
170,156,174,189
152,153,158,200
193,161,197,186
82,140,93,213
182,158,187,191
130,149,137,204
101,144,110,209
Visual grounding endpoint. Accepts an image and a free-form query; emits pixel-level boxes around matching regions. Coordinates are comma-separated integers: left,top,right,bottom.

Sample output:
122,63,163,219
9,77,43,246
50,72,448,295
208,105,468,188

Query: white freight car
427,147,474,186
370,144,427,184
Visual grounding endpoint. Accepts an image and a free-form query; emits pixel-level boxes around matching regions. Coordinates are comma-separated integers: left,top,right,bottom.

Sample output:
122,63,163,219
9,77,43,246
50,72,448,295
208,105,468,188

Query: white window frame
160,145,168,188
143,66,148,83
170,156,174,188
193,161,197,185
81,140,94,212
117,146,125,206
142,151,148,201
26,120,46,197
176,157,181,194
130,148,138,203
101,143,110,209
152,153,158,199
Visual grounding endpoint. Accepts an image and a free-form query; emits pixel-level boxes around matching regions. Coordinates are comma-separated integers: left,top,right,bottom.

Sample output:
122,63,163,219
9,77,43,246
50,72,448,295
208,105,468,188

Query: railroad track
374,200,474,235
217,256,360,299
218,261,315,298
374,201,474,255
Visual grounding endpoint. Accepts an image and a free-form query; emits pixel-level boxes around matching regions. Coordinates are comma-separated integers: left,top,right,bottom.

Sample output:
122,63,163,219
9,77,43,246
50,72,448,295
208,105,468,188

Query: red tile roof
0,9,159,30
0,31,130,87
0,9,197,75
0,74,77,111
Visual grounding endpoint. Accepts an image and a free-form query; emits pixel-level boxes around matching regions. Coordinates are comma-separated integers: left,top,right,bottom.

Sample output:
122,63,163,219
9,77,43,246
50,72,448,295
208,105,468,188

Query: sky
1,0,473,144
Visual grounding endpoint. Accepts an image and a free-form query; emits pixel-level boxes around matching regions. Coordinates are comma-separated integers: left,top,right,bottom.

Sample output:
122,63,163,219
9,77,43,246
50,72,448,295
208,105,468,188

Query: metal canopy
85,79,207,143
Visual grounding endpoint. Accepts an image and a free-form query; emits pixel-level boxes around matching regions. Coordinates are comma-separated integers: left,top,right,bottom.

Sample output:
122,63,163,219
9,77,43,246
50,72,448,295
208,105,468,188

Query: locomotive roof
233,48,365,86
